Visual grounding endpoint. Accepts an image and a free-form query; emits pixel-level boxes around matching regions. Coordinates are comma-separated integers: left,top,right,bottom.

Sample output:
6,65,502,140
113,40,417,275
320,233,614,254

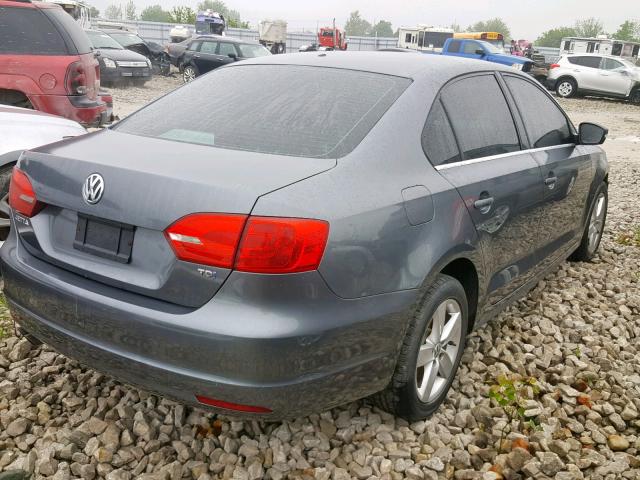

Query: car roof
101,29,140,35
196,35,257,45
0,0,56,8
232,51,516,80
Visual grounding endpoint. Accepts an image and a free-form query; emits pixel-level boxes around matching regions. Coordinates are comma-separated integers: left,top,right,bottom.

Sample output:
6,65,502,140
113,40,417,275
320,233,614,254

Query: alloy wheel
558,81,573,97
587,192,606,253
415,299,463,403
183,67,196,83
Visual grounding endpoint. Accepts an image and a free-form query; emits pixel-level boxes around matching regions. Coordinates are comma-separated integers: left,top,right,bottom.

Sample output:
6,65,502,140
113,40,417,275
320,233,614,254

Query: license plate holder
74,214,135,264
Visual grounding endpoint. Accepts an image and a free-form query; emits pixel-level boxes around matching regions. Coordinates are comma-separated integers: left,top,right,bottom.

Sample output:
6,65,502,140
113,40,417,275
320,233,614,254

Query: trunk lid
18,130,336,307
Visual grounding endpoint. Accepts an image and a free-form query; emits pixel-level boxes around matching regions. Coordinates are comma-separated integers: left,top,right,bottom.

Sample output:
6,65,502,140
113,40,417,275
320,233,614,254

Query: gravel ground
0,80,639,480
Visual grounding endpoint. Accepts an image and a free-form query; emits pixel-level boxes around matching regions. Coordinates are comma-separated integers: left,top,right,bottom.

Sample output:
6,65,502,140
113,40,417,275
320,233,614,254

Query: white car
0,106,86,241
547,54,640,104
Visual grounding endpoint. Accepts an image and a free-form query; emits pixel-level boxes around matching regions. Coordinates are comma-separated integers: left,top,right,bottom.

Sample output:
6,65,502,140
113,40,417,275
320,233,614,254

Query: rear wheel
0,90,33,109
570,182,608,262
372,274,468,421
556,78,577,98
183,65,198,83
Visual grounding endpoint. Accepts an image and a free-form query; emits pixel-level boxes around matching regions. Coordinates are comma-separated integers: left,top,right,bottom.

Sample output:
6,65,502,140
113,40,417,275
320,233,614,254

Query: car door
431,73,546,306
502,74,593,264
568,56,602,90
215,41,239,67
193,39,219,73
595,57,634,95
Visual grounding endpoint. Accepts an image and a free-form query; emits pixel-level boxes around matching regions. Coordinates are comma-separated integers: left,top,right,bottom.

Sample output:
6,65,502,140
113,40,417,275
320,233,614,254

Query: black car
181,37,271,83
101,29,170,76
85,30,151,85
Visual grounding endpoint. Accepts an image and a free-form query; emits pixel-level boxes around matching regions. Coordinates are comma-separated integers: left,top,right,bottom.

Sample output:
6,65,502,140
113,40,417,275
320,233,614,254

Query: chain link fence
92,19,398,52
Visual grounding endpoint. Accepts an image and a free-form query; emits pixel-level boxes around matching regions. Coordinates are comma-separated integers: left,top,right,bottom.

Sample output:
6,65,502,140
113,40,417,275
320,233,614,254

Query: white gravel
0,80,639,480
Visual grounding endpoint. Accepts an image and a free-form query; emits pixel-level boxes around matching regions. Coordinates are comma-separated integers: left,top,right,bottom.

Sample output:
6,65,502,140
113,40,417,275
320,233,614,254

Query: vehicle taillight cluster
165,213,329,274
9,167,45,217
65,61,87,95
550,63,560,69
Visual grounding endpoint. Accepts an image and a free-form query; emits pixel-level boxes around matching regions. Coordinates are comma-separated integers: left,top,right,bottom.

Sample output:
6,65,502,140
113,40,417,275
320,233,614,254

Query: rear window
115,65,411,158
0,6,68,55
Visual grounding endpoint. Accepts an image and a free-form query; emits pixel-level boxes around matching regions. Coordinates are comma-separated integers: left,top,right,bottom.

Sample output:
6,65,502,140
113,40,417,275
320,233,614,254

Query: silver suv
547,54,640,104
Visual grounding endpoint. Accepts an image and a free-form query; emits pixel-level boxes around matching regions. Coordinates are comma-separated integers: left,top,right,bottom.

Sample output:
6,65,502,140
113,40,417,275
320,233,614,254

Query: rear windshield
114,65,411,158
0,6,68,55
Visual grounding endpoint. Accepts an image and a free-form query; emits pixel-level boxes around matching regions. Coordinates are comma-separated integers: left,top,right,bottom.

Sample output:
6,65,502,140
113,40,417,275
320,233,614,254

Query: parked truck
423,38,534,72
259,19,287,54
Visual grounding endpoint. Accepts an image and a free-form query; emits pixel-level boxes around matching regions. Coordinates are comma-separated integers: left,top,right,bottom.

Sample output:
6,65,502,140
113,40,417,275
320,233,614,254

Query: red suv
0,0,109,126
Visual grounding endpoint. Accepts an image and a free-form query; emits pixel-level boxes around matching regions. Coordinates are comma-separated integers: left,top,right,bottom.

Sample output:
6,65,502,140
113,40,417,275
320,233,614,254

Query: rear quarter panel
251,76,486,301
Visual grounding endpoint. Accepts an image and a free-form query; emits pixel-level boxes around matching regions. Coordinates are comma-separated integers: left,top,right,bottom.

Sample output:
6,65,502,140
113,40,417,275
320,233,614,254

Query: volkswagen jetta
1,52,609,420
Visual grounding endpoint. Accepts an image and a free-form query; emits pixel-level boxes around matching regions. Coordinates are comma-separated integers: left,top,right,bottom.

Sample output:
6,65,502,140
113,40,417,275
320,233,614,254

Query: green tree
370,20,393,38
104,4,122,20
535,26,577,47
468,17,511,41
89,6,100,18
170,6,196,24
574,17,604,38
125,0,136,20
140,4,171,22
614,20,640,41
344,10,371,37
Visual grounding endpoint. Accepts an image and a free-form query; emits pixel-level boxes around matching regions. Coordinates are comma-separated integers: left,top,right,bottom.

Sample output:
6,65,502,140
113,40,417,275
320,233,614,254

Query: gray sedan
1,52,609,420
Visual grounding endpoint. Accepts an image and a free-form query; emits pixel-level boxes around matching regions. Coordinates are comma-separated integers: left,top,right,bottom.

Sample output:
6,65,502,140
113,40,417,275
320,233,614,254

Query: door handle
194,54,201,58
474,196,494,214
545,176,558,189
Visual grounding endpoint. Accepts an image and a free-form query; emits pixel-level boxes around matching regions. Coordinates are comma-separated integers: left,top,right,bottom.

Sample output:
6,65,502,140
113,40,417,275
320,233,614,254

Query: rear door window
422,100,460,166
199,41,218,54
440,75,520,160
504,76,573,148
0,6,68,55
447,40,461,53
114,65,411,158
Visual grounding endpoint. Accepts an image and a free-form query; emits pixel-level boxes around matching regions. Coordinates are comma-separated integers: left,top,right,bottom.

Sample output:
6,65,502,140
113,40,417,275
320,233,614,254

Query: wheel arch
555,75,578,90
439,257,479,332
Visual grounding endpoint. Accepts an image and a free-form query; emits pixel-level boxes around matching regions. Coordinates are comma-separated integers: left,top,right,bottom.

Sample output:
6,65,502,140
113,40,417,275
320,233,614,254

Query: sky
91,0,638,40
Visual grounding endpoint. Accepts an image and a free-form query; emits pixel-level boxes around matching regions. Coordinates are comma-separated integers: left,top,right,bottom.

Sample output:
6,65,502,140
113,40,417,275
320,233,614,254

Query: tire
372,274,468,421
183,65,198,83
630,88,640,105
570,182,608,262
0,163,14,242
556,78,577,98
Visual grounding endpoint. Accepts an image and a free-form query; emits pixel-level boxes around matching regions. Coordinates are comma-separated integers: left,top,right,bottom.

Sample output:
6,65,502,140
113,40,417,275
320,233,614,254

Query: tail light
165,214,329,274
8,168,45,217
65,60,87,95
550,63,560,69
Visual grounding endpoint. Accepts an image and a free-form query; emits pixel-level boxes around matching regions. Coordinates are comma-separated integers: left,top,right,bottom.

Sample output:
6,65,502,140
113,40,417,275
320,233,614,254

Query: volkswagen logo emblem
82,173,104,205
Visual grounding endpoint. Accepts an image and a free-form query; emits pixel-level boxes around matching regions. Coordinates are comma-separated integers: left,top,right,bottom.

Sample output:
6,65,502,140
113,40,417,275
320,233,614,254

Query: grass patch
615,225,640,247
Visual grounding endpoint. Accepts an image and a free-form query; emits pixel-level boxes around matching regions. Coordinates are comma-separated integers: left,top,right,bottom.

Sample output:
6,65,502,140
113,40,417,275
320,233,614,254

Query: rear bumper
30,94,108,127
1,227,415,418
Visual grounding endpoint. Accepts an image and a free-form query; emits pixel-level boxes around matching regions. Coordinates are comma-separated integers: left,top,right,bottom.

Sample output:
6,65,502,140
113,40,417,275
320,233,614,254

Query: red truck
318,27,348,51
0,0,110,126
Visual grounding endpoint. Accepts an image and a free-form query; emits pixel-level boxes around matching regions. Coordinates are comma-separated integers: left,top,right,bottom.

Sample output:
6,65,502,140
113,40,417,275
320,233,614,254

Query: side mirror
578,122,608,145
475,49,485,56
228,53,238,60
